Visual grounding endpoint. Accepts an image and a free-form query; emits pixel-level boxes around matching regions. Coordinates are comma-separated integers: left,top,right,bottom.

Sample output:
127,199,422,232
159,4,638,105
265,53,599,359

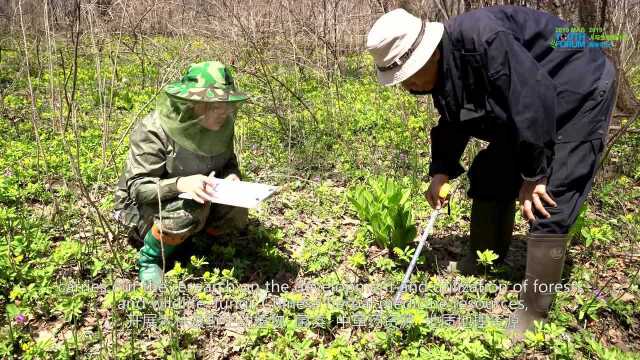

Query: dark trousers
467,59,617,235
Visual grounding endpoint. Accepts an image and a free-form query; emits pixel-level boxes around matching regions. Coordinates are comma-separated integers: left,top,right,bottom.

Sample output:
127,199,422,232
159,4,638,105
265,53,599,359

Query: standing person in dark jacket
366,6,616,337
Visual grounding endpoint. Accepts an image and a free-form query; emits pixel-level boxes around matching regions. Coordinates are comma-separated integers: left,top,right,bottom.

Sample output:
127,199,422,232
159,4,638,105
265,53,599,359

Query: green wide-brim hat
164,61,249,102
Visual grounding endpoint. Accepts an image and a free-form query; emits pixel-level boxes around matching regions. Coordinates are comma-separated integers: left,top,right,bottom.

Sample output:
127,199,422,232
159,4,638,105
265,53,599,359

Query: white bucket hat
367,9,444,86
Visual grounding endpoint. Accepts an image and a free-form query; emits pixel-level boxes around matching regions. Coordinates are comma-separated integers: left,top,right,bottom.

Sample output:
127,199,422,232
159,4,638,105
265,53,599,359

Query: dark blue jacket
429,6,611,181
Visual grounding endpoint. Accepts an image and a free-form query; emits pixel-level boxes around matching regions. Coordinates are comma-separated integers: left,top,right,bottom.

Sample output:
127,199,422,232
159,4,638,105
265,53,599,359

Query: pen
204,171,218,195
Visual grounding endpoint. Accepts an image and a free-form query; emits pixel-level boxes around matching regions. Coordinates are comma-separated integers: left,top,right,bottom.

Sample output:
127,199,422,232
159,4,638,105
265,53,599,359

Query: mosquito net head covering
157,61,248,156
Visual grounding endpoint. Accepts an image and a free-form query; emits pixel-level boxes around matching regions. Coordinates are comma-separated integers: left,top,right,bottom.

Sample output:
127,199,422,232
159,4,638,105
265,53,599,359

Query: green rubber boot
137,229,178,286
449,199,516,275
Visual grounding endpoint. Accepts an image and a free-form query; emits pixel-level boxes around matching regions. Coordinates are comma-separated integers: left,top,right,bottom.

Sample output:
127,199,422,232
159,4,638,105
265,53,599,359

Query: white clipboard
178,178,279,208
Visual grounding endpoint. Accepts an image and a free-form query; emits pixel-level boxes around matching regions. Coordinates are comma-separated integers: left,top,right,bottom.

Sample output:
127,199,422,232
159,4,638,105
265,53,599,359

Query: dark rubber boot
508,233,569,339
449,199,516,275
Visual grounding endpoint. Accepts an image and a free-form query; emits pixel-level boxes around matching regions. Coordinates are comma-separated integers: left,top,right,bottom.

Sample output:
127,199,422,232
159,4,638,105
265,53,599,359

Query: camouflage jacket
113,111,241,229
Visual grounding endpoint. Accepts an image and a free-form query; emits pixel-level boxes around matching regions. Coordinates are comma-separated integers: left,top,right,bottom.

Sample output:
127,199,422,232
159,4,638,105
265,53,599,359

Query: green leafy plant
373,257,395,272
524,321,547,349
476,249,499,276
54,292,87,322
51,240,83,266
577,295,607,321
607,297,636,326
569,205,615,247
189,255,209,270
579,223,614,247
393,246,420,265
348,177,417,251
347,252,366,268
582,333,638,360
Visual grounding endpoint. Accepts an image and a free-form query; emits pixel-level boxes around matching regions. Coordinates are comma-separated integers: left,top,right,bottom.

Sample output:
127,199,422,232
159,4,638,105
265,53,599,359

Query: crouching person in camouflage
113,61,249,286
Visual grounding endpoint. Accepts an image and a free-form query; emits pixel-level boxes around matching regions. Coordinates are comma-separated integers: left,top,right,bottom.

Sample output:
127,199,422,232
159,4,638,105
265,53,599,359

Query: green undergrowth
1,36,639,359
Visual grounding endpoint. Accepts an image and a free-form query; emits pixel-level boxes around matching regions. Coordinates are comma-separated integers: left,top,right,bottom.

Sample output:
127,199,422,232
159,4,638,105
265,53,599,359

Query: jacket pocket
556,66,615,143
458,50,493,121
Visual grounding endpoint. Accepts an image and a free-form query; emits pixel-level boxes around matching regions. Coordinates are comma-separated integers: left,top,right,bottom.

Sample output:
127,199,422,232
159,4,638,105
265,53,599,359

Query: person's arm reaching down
428,119,470,180
427,119,469,209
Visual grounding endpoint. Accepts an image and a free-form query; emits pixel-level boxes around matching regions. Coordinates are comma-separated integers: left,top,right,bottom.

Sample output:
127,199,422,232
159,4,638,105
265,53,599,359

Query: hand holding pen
176,171,218,204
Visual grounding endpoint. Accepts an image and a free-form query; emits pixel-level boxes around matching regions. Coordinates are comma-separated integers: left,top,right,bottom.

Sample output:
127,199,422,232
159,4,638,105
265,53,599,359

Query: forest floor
1,39,640,359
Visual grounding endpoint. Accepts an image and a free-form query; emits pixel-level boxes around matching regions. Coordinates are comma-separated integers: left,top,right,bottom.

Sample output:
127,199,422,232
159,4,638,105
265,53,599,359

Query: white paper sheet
178,179,279,208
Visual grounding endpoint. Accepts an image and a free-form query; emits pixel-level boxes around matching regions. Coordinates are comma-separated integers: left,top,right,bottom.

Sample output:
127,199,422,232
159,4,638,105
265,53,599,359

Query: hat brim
376,22,444,86
164,84,249,103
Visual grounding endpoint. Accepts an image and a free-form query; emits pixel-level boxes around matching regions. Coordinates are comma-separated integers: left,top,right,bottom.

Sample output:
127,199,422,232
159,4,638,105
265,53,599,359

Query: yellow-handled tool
393,182,451,305
439,183,451,201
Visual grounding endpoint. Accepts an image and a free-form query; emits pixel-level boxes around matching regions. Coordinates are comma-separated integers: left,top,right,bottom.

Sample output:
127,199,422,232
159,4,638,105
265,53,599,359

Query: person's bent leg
511,58,617,338
185,204,250,254
450,143,520,275
510,138,605,338
138,199,211,285
205,204,249,237
459,199,517,272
